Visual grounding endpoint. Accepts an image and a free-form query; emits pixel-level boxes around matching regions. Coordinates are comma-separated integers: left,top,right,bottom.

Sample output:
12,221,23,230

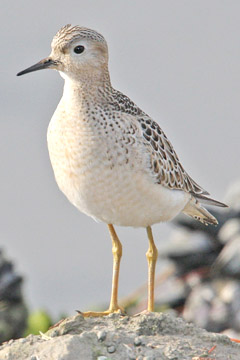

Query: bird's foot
76,306,125,318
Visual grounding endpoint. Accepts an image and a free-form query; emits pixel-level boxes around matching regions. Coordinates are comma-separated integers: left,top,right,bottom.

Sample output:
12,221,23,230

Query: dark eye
74,45,85,54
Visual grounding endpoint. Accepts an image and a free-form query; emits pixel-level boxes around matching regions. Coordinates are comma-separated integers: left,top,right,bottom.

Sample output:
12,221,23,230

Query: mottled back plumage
95,87,216,199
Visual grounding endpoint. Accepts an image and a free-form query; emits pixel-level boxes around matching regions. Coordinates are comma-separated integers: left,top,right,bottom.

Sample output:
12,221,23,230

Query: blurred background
1,0,239,334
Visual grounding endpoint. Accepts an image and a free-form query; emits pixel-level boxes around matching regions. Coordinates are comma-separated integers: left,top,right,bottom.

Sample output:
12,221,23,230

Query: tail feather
183,197,218,225
193,193,228,208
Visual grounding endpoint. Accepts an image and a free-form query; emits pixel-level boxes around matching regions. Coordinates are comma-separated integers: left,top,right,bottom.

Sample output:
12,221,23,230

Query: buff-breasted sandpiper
17,25,227,316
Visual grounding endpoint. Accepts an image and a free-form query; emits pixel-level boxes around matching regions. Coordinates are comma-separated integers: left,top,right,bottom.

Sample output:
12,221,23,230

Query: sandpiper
17,25,227,316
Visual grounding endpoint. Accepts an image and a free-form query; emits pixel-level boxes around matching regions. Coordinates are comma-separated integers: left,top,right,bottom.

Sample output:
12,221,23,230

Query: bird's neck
61,67,112,108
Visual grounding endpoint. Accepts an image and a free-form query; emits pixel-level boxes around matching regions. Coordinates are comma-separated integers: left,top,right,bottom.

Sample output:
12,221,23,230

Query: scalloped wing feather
138,117,208,195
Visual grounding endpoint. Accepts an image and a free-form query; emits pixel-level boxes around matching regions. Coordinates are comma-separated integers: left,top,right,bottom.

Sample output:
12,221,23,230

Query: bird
17,24,227,316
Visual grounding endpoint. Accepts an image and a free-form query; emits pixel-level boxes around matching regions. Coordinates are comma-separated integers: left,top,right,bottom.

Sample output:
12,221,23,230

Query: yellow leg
82,224,124,317
108,224,123,311
146,226,158,312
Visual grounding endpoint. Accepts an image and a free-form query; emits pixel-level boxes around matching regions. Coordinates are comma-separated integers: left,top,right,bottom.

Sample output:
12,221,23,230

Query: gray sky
1,0,239,317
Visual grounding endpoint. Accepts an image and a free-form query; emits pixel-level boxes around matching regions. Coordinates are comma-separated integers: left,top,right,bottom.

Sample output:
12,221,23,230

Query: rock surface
0,312,239,360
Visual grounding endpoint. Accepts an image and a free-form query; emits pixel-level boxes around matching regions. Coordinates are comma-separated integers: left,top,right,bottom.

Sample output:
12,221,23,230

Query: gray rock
218,219,240,244
97,330,107,342
0,312,239,360
159,229,218,274
183,279,240,333
214,235,240,278
107,345,116,353
134,336,141,346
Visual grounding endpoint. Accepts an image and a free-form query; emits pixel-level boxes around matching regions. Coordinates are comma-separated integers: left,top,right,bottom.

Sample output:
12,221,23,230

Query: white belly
71,166,189,227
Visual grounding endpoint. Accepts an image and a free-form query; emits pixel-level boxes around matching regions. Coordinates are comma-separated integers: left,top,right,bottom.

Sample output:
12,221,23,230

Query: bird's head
17,25,109,81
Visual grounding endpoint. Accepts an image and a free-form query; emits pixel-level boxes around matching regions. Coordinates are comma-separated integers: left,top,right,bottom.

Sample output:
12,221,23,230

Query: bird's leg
81,224,124,317
146,226,158,312
108,224,123,312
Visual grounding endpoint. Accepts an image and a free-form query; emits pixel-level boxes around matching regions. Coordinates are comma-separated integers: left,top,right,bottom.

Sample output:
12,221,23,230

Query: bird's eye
74,45,85,54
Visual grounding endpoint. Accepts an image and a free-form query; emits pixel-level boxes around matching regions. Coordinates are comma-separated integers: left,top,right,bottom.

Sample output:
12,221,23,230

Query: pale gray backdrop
1,0,239,317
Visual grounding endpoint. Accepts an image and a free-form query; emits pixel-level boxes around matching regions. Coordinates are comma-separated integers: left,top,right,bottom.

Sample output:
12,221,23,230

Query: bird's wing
136,116,209,195
109,89,227,208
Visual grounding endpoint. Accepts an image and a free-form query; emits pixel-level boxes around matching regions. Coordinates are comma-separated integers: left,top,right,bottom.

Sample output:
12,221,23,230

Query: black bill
17,58,58,76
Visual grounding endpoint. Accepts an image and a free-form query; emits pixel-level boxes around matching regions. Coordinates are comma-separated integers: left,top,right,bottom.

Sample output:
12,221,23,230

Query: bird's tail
193,193,227,208
182,195,227,226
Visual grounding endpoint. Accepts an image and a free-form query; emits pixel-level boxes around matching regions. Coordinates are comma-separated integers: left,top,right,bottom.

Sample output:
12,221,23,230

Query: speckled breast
47,107,143,223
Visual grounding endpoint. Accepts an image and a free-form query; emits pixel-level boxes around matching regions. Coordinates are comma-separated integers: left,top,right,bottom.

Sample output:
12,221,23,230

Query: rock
107,344,116,353
0,312,239,360
183,279,240,333
213,235,240,278
0,250,28,342
159,229,218,274
134,336,142,346
97,330,107,342
218,219,240,244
